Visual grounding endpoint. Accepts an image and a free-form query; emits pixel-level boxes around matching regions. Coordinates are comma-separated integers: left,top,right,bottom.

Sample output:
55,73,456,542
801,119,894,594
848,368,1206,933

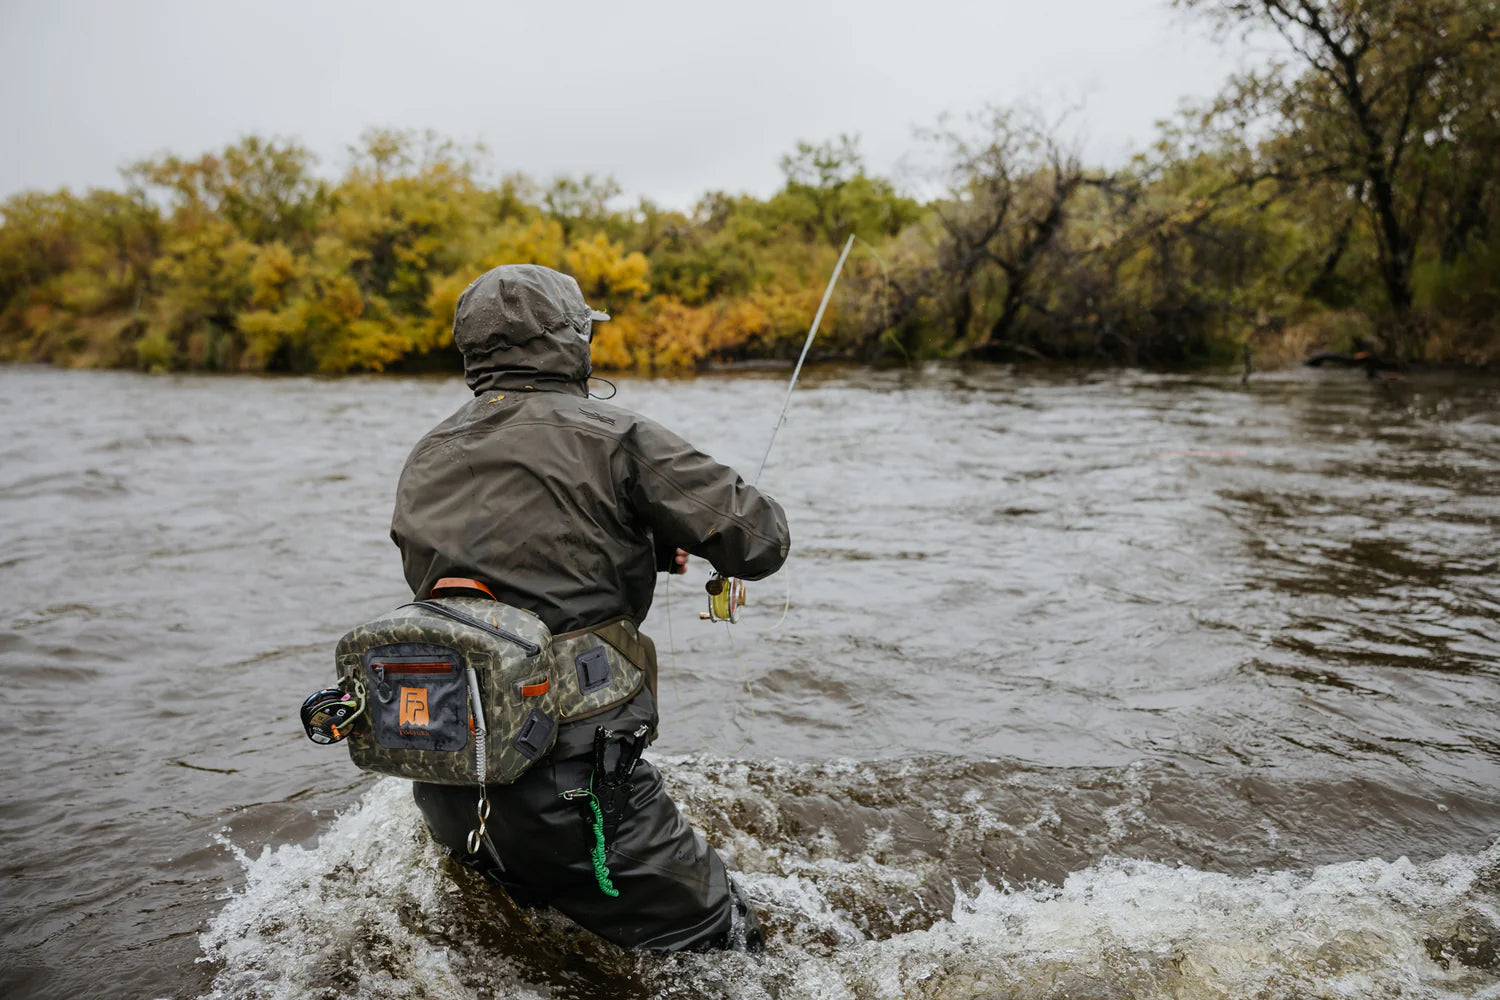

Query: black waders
412,727,762,954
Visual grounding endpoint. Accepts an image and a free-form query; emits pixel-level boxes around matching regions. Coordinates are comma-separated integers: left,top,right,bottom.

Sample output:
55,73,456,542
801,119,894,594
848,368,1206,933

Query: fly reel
700,574,746,623
300,686,362,744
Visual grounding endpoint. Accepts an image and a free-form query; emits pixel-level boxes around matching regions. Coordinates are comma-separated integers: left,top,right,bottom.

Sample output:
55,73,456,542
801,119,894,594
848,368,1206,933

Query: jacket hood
452,265,601,394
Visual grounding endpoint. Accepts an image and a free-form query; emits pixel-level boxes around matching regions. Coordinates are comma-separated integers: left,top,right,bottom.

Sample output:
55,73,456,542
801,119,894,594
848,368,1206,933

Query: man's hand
669,547,689,574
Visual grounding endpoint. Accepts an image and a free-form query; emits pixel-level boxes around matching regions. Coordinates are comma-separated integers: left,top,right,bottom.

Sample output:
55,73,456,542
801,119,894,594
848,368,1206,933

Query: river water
1,363,1498,1000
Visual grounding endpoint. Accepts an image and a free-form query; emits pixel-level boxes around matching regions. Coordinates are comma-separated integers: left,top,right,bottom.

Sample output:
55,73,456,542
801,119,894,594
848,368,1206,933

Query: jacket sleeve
620,416,790,581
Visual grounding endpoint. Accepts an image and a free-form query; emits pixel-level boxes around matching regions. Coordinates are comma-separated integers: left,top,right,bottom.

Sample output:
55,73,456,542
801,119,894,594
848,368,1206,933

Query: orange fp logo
398,686,430,728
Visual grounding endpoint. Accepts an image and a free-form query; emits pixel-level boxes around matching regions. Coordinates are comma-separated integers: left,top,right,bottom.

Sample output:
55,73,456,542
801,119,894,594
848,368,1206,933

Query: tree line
2,0,1496,375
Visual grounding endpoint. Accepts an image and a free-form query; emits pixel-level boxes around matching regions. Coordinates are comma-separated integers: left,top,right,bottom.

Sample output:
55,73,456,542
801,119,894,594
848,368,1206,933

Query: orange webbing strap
430,577,497,600
519,678,550,697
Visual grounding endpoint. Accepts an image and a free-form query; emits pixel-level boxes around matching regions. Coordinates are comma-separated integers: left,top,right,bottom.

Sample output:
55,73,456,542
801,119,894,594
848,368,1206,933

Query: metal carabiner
465,794,492,856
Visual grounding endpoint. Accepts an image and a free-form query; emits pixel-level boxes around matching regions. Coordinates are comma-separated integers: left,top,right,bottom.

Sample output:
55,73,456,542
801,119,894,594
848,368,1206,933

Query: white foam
200,777,1500,1000
199,780,544,1000
726,846,1500,1000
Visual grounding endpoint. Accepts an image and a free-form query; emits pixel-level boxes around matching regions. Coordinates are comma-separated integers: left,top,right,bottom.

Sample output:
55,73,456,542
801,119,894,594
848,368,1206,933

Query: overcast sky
0,0,1254,209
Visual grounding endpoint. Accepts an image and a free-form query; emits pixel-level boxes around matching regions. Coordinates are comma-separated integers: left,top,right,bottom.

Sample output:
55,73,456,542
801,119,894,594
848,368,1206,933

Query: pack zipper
402,600,543,657
372,660,453,674
370,657,457,702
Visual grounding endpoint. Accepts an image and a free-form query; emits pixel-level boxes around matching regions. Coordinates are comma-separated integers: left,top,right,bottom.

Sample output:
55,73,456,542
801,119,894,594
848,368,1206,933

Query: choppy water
1,363,1498,999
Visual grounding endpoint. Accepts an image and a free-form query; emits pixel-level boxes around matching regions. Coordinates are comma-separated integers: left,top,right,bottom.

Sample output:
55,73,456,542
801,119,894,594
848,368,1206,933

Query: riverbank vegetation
2,0,1496,374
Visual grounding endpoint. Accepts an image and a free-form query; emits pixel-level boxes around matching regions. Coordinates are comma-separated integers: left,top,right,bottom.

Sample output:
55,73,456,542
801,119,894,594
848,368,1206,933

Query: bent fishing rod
702,233,856,624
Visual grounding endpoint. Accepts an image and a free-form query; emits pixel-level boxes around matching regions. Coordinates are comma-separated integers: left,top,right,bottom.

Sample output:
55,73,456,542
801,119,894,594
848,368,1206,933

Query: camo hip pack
334,582,647,786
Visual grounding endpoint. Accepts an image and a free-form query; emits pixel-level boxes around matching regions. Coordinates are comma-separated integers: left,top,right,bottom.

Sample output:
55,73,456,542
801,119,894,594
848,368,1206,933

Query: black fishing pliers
590,722,651,842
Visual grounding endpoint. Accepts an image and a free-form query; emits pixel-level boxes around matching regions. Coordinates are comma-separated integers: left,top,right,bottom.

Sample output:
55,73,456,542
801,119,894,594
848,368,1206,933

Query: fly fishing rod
702,233,857,624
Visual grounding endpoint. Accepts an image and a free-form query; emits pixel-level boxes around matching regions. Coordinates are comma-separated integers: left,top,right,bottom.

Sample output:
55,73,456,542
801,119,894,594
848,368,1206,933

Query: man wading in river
389,264,789,952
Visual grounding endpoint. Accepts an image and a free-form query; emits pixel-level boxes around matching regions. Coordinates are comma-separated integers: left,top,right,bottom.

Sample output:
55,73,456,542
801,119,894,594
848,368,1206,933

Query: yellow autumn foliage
8,49,1500,376
588,311,638,372
565,233,650,303
481,219,566,271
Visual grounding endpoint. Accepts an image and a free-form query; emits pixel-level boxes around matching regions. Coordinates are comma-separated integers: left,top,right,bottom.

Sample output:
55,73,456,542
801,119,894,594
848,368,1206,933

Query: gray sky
0,0,1249,209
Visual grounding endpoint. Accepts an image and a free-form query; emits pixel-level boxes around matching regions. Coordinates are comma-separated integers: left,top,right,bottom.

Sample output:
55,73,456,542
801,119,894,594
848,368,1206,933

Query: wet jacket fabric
391,386,789,633
389,264,787,952
390,270,789,634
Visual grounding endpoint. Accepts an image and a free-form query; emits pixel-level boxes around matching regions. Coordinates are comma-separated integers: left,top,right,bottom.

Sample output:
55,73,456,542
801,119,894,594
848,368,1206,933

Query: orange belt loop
430,577,497,600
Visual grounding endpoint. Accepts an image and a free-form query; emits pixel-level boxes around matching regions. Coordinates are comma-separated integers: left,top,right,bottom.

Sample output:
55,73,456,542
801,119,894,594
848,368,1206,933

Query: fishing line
750,574,793,635
661,573,724,753
698,233,854,626
662,574,761,755
720,623,756,756
751,234,857,486
744,233,875,635
854,235,901,359
662,234,857,755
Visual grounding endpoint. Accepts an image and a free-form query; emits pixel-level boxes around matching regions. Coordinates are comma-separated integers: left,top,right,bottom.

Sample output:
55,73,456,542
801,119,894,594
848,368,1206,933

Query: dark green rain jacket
390,265,790,636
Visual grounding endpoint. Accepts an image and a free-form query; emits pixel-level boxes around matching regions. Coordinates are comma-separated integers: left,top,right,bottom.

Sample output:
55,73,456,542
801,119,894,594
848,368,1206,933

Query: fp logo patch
398,686,430,729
